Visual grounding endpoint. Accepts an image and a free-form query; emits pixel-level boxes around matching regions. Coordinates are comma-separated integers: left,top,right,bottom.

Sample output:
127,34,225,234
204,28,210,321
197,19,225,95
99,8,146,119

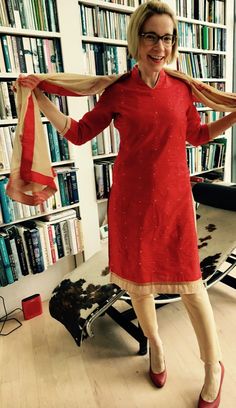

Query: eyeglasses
140,32,176,48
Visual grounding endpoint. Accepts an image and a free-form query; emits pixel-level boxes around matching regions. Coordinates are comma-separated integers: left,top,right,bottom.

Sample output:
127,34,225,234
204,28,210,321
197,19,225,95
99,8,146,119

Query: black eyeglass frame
139,32,176,47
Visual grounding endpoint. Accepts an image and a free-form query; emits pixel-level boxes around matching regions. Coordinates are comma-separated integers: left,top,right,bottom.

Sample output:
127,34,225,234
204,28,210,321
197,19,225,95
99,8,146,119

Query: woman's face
138,13,174,75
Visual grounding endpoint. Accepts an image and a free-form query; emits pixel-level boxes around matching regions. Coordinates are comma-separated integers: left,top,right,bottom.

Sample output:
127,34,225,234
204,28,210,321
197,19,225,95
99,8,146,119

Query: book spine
0,251,8,287
1,35,12,72
0,236,14,284
54,222,64,258
66,218,78,255
59,220,71,256
23,229,38,274
0,177,13,223
15,231,29,276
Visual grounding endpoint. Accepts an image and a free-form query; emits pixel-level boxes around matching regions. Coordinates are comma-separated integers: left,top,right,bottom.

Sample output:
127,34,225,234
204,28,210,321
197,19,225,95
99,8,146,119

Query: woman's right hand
17,74,41,90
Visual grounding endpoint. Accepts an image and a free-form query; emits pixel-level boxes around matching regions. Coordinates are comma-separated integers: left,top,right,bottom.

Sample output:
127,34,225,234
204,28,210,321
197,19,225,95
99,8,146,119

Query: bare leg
129,292,165,373
181,288,222,402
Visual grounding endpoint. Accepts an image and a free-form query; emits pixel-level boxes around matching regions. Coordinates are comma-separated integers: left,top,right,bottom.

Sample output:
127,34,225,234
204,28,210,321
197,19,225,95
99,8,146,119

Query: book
66,170,78,204
43,208,77,222
0,251,8,287
23,222,45,273
0,177,14,223
59,219,71,256
12,226,29,276
56,171,70,207
1,35,12,72
3,226,23,279
53,222,64,258
35,220,53,266
66,217,78,255
0,235,14,284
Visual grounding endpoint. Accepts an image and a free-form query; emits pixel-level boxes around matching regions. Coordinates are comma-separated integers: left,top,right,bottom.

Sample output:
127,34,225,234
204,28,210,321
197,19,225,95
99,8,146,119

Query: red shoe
198,362,224,408
149,366,167,388
149,349,167,388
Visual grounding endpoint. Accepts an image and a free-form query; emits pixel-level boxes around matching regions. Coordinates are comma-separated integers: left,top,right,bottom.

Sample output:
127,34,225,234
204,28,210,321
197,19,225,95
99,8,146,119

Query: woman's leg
181,288,222,402
129,292,165,373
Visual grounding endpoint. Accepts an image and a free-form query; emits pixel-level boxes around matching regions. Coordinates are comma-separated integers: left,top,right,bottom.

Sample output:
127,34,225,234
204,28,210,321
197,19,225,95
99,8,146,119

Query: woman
18,1,235,406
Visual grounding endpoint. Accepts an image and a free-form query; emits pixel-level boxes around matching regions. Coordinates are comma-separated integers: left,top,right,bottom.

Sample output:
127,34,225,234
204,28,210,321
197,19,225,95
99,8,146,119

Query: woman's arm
18,74,115,145
207,112,236,141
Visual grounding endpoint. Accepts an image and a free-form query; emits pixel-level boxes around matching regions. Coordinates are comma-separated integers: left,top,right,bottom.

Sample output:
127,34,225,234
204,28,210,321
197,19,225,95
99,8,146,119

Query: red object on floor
21,294,43,320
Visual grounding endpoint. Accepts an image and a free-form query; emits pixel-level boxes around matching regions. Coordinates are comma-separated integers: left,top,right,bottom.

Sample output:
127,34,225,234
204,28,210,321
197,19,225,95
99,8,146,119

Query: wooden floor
0,275,235,408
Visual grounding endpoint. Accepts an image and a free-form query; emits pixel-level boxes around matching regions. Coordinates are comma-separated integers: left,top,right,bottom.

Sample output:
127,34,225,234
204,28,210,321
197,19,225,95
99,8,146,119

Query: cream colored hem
110,272,204,295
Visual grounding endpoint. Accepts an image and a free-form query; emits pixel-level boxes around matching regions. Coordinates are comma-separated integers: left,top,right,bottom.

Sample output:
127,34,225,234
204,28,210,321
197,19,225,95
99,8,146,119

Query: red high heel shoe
149,350,167,388
198,362,224,408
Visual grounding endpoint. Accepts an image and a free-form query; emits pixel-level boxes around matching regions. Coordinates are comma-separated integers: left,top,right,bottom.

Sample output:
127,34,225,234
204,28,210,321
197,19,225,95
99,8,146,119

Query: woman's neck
138,65,160,88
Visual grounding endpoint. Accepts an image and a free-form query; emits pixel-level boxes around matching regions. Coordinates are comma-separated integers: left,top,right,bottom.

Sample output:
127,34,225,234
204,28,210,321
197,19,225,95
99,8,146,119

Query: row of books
82,43,134,75
198,110,224,124
0,81,66,119
0,0,59,31
80,4,130,40
176,0,225,25
0,209,84,287
87,95,120,156
177,52,225,79
195,82,225,109
102,0,139,6
0,34,63,74
0,169,79,224
187,138,226,175
178,22,226,51
0,124,70,172
94,159,115,200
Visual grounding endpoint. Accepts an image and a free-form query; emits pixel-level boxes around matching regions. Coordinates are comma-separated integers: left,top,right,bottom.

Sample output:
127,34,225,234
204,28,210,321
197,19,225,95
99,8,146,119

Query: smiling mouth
148,55,164,62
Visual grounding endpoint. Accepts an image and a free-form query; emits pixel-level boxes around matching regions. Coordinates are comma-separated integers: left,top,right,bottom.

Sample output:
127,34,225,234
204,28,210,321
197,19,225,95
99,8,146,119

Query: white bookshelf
176,0,234,182
0,0,100,310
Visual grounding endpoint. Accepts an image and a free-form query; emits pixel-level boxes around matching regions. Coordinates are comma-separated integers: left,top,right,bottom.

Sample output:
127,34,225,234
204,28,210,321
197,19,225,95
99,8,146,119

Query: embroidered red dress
64,66,210,295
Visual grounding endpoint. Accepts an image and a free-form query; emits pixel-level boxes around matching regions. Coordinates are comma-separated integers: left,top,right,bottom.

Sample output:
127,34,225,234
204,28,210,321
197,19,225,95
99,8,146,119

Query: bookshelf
0,0,101,310
175,0,234,182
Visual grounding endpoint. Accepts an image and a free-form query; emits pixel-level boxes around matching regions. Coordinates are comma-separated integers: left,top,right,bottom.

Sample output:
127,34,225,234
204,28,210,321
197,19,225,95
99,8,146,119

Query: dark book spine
15,36,27,72
0,235,14,284
3,234,18,281
54,223,64,258
30,228,45,273
15,233,29,276
18,0,27,28
0,252,8,287
23,229,38,273
7,82,17,118
57,133,69,160
36,37,46,72
5,0,16,27
66,171,74,204
70,171,79,203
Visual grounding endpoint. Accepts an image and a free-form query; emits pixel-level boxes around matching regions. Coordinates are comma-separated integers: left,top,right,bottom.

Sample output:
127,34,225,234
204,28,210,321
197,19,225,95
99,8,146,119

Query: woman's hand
17,74,41,90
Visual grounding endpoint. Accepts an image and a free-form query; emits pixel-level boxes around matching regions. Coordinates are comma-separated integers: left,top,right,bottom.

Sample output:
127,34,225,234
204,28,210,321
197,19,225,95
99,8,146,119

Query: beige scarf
6,69,236,205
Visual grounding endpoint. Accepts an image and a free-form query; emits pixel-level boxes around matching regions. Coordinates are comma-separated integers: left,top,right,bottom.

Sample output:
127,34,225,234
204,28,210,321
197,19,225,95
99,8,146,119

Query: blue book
0,177,14,223
0,235,14,284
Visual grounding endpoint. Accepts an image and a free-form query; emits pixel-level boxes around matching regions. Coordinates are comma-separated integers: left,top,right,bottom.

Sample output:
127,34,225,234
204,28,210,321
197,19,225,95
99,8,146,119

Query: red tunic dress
65,66,210,295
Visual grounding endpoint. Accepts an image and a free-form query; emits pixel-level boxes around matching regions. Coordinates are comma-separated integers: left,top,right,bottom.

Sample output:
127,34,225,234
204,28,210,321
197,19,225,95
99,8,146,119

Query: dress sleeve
186,98,210,147
63,87,114,145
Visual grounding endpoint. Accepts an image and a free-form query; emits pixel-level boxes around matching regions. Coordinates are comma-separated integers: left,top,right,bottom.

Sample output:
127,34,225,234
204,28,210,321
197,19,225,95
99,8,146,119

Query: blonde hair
127,0,178,63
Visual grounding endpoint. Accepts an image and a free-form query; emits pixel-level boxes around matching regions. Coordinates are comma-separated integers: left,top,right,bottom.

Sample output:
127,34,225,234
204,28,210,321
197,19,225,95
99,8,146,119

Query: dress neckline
132,64,165,90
